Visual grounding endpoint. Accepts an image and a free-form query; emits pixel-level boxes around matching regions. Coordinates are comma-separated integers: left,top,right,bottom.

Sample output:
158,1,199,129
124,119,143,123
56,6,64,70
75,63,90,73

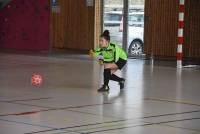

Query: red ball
31,74,43,86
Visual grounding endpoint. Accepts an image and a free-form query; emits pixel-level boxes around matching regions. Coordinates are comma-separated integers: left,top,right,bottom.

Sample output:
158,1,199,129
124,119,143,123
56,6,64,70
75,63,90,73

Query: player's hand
89,49,95,59
98,60,104,65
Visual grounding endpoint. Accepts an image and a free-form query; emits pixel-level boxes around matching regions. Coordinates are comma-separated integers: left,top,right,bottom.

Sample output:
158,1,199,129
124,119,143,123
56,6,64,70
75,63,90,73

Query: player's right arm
89,48,102,59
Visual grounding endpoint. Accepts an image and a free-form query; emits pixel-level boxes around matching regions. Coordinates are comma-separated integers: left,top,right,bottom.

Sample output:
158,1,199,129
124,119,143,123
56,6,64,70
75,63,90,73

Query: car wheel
128,40,143,56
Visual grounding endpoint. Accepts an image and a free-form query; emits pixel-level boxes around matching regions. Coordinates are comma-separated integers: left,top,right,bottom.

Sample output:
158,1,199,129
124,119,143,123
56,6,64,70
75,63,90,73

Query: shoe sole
119,80,125,89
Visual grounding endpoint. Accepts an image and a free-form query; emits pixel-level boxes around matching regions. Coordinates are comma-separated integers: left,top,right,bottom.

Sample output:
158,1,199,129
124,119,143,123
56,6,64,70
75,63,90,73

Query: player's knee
104,66,111,69
104,64,111,69
104,64,108,69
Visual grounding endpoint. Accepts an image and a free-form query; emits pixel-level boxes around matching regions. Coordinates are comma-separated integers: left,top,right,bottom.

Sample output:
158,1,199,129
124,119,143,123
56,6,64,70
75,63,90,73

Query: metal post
101,0,104,32
122,0,129,52
177,0,185,68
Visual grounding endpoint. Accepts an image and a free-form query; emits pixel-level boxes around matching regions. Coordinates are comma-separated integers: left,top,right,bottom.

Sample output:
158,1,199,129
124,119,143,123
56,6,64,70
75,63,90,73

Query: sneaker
98,85,109,92
119,79,125,89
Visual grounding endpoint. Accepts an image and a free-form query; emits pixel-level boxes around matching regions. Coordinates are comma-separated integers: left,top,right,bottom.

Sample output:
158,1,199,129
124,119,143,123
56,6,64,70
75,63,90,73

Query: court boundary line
37,117,200,134
70,117,200,134
1,96,200,117
1,98,200,133
144,97,200,107
21,110,200,134
0,102,113,117
0,97,52,103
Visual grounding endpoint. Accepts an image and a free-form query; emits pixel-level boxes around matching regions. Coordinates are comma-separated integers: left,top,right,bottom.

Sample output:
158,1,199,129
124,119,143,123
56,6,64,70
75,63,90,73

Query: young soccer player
90,30,127,92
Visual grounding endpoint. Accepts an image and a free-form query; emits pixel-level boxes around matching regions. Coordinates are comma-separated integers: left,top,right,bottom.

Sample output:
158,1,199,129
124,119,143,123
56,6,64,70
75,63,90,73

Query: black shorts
115,58,127,70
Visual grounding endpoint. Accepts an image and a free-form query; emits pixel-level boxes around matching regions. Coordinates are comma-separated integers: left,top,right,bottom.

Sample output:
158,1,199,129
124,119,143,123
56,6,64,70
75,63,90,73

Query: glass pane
103,0,124,46
128,0,145,56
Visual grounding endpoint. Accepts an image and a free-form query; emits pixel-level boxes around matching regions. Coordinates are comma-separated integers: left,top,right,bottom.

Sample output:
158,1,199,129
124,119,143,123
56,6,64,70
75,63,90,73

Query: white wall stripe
177,60,182,68
177,44,183,53
178,29,184,37
179,13,184,21
180,0,185,5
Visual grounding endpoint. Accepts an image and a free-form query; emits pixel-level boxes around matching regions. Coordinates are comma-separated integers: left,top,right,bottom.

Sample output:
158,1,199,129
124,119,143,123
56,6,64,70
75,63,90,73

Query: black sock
110,74,123,82
104,69,111,86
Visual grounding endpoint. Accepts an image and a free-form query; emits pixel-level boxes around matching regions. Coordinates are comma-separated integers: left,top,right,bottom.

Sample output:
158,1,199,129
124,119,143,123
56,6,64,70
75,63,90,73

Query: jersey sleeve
115,45,127,62
94,48,102,57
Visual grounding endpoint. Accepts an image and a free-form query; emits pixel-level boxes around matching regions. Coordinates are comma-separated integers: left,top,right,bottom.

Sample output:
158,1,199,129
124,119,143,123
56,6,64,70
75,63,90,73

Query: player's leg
98,63,118,92
108,59,127,89
104,63,126,89
98,60,126,92
97,63,114,92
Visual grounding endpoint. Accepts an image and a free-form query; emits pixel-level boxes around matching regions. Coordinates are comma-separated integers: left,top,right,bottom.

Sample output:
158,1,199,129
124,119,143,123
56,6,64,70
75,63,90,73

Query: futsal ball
31,74,43,86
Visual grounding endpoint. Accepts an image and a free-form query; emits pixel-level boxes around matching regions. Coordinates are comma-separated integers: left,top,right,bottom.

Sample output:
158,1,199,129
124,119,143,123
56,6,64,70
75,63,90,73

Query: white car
104,11,144,56
120,12,144,56
104,11,122,26
128,25,144,56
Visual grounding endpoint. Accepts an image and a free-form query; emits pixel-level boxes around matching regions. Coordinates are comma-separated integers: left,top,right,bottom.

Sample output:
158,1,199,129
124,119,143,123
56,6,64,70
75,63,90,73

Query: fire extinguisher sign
51,0,60,13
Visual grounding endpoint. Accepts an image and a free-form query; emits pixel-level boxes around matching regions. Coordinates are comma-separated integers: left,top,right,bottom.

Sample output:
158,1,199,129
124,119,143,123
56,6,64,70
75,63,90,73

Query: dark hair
100,30,110,41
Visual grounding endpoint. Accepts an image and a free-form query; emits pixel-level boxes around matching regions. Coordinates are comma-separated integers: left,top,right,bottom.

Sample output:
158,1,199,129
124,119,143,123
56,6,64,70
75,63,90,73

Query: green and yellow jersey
94,43,127,63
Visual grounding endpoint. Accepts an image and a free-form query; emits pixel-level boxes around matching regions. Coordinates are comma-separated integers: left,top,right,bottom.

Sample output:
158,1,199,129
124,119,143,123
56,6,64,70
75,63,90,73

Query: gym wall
0,0,50,51
50,0,95,51
144,0,200,61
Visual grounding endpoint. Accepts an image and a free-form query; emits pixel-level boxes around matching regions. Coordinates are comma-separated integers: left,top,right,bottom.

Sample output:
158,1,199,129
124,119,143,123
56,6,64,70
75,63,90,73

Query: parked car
104,11,122,26
128,26,144,56
129,12,144,27
104,5,144,12
119,12,144,56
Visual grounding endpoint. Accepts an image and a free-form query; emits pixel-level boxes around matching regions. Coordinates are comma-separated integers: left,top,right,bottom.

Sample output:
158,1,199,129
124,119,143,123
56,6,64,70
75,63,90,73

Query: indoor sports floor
0,53,200,134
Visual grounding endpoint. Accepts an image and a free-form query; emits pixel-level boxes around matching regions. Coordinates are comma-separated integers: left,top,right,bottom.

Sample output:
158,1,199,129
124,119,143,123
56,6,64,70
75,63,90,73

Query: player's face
99,37,109,48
